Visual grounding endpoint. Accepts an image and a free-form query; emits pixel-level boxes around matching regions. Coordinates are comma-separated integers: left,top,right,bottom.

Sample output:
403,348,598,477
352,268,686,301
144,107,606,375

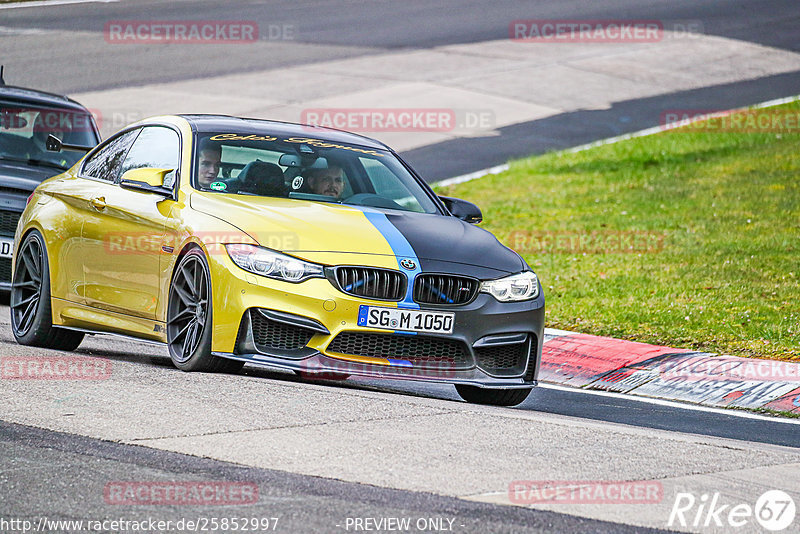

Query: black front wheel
455,384,532,407
11,230,84,350
166,248,243,373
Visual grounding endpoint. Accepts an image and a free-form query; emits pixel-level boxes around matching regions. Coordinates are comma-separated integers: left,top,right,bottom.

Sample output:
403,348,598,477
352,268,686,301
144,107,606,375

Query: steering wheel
343,193,404,210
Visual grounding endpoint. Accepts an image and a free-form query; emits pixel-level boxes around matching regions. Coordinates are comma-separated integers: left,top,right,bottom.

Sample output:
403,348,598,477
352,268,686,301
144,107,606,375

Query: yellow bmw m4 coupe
11,115,544,406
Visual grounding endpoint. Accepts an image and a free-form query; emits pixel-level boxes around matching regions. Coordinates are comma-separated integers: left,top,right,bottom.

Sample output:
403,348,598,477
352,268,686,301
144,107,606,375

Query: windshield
193,133,440,214
0,102,98,170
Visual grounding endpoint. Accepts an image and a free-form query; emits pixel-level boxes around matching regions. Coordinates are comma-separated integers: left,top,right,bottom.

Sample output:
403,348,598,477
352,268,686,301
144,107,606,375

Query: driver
306,166,345,199
197,139,222,189
29,113,58,160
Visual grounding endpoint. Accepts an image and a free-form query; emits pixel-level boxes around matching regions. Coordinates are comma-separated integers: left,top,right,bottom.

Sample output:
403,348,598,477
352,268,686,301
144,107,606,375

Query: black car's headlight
480,271,539,302
225,244,323,283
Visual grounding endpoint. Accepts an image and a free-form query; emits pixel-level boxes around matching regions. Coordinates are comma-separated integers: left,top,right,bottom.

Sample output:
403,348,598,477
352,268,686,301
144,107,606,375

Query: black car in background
0,67,100,289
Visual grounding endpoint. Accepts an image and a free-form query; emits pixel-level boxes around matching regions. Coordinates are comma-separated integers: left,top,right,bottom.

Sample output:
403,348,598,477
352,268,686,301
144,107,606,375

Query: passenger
306,166,345,199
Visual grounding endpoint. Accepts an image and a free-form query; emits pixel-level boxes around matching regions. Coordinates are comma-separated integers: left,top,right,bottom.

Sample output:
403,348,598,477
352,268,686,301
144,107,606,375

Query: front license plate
0,237,13,259
357,305,454,334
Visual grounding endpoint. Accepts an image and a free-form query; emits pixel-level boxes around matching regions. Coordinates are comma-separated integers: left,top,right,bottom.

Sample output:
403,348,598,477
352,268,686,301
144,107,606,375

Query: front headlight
480,271,539,302
225,244,324,283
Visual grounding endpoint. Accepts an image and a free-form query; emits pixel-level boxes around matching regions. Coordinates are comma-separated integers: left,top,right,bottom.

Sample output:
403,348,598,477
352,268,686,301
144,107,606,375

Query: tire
166,247,243,373
11,230,84,351
455,384,532,407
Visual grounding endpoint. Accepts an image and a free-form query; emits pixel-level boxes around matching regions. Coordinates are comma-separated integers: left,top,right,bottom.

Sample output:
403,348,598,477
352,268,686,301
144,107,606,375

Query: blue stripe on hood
361,210,420,310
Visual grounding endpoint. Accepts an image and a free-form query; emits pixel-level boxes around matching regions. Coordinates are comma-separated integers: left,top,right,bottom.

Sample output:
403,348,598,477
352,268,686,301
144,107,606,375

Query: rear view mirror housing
439,196,482,224
46,134,93,153
119,167,175,197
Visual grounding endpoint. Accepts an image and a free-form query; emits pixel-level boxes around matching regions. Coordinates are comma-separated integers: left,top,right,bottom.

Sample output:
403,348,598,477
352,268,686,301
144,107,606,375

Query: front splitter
213,351,537,389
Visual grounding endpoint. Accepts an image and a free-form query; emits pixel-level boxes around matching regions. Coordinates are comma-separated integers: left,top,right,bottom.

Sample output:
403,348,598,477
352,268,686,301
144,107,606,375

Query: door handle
90,196,106,210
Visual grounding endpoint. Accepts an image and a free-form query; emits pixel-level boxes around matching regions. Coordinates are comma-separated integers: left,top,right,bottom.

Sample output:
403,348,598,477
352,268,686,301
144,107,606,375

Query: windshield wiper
0,155,28,165
29,159,68,170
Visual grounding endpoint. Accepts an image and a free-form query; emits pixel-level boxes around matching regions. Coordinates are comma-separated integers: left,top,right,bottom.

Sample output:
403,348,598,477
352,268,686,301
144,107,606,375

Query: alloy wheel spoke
31,244,42,280
19,296,38,332
181,325,191,357
14,293,38,309
173,318,193,342
25,244,42,282
182,321,198,357
181,262,197,296
188,321,201,354
196,262,206,299
21,247,39,282
170,307,194,322
172,283,194,307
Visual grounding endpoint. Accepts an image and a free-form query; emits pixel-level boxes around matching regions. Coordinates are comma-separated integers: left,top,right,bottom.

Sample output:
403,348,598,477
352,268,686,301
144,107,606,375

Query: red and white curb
541,328,800,414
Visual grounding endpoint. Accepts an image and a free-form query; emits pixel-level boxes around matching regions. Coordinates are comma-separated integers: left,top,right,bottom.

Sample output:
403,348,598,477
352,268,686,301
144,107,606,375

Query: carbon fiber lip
212,350,537,389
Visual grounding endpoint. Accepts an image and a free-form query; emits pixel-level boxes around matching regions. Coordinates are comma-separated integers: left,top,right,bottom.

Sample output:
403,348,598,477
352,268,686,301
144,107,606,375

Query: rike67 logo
668,490,796,531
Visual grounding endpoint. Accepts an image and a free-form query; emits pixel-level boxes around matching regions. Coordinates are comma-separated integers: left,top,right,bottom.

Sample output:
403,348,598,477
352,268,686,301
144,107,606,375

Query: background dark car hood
0,161,60,193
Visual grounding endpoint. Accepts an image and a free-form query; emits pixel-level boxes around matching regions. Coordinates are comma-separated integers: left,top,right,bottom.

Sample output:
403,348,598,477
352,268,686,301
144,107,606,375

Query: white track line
433,94,800,187
539,383,800,425
434,163,509,188
0,0,117,9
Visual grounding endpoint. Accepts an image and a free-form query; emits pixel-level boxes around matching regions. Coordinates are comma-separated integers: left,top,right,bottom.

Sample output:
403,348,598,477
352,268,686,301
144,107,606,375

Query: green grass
436,101,800,361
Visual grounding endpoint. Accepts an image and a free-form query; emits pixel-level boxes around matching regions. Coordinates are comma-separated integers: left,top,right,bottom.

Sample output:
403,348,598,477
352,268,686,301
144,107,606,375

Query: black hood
384,210,527,278
0,160,60,193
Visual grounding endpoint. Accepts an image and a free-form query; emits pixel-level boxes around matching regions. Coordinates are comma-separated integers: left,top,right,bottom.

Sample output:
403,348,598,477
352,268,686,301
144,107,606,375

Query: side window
82,129,140,182
120,126,180,183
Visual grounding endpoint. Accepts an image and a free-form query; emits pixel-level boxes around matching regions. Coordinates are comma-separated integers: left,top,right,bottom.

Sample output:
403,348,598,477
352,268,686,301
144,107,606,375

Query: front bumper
209,254,545,387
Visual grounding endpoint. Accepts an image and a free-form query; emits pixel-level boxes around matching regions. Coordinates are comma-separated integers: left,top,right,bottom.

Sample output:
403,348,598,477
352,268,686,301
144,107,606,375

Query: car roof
179,114,391,151
0,84,93,112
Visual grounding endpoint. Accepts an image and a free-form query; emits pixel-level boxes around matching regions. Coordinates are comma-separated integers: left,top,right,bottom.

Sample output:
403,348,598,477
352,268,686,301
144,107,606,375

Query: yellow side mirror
120,167,173,187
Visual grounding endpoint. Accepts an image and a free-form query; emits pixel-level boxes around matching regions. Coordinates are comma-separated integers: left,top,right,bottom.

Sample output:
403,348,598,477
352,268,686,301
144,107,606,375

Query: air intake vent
413,274,478,305
0,257,11,284
250,311,315,351
475,340,528,376
524,334,539,382
327,332,470,368
0,210,21,237
334,267,405,301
